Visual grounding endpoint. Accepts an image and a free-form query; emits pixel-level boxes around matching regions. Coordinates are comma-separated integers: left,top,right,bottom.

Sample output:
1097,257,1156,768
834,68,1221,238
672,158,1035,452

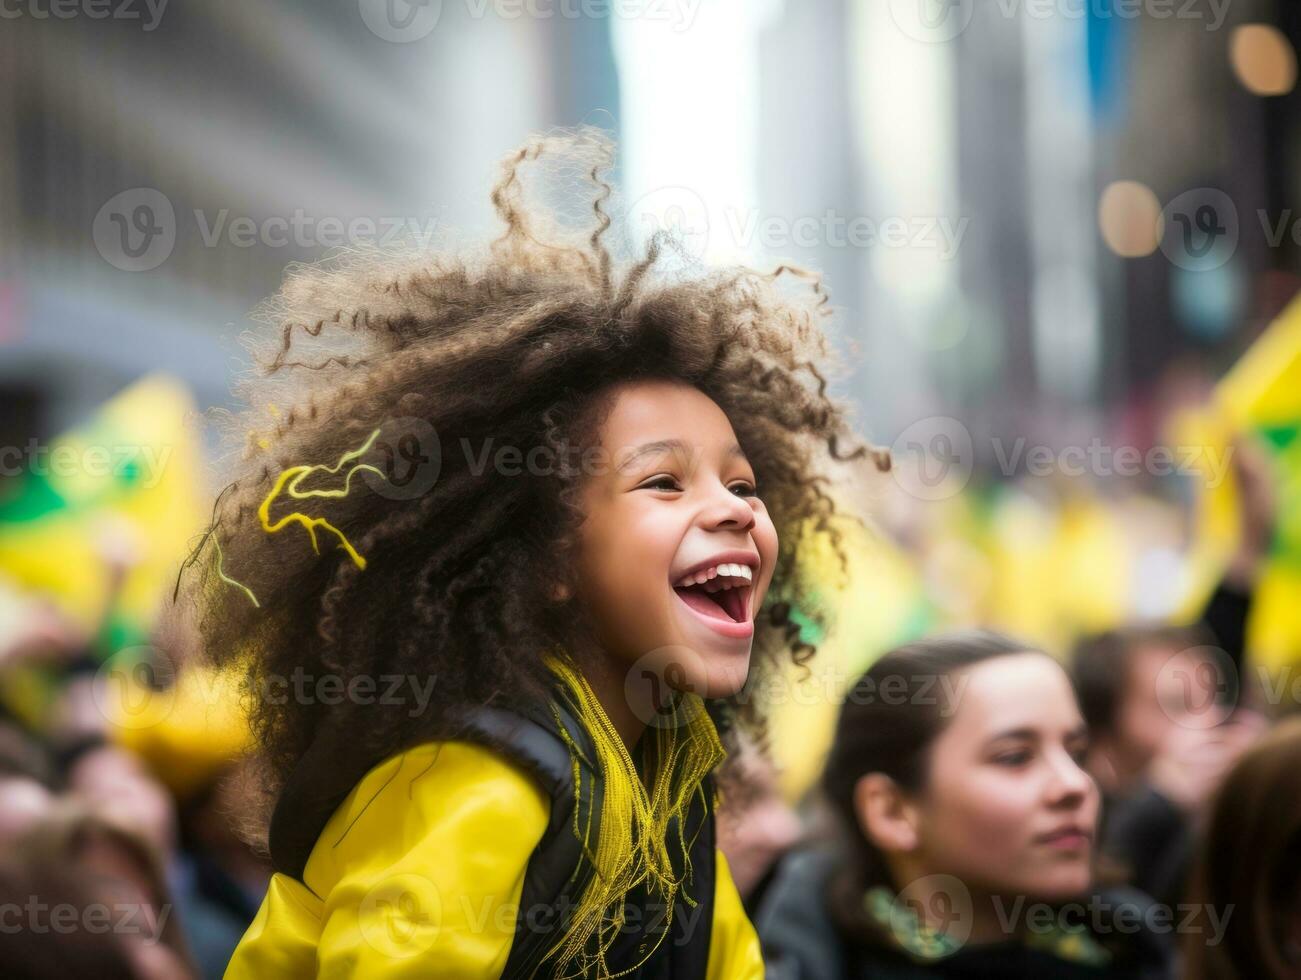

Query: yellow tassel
256,429,385,570
214,536,260,608
543,652,725,978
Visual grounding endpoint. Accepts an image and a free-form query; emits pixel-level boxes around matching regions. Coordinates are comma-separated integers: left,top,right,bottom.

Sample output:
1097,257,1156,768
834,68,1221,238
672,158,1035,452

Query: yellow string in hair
257,428,385,570
543,652,725,978
214,536,260,608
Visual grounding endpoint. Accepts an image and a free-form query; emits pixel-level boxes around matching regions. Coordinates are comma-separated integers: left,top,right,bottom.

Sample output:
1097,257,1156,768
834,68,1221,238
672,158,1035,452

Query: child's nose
701,483,756,532
1046,751,1094,806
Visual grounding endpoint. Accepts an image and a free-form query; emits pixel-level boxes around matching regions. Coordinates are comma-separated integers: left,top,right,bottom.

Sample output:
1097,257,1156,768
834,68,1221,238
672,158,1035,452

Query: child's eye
639,475,681,492
993,751,1031,767
729,481,758,498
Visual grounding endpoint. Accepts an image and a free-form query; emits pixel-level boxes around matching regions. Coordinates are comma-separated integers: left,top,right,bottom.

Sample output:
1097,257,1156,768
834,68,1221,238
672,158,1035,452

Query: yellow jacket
225,741,764,978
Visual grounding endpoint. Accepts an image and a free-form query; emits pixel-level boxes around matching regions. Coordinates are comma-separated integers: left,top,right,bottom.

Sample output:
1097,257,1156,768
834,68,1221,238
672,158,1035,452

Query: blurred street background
1,2,1300,975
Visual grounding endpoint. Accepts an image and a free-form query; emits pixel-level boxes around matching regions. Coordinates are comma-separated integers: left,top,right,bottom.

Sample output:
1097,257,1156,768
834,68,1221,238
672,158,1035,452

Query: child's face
901,654,1099,902
574,379,778,701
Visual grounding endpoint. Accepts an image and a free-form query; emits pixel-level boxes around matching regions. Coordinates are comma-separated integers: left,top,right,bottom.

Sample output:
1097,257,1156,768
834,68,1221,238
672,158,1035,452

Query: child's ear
853,772,921,853
549,581,573,602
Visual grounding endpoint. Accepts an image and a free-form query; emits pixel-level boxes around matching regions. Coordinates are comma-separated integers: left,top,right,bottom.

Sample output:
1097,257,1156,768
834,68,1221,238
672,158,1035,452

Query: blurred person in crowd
19,804,197,978
0,777,53,848
716,733,804,916
756,631,1169,979
0,576,84,675
0,855,142,979
1071,435,1275,909
1074,624,1233,797
13,629,264,979
1182,717,1301,980
64,741,177,857
0,721,56,847
1072,625,1264,909
55,678,266,978
173,761,270,979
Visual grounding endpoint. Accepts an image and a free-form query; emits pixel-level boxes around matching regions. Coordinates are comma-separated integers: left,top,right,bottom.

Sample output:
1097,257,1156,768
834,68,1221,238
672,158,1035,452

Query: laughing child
179,130,883,978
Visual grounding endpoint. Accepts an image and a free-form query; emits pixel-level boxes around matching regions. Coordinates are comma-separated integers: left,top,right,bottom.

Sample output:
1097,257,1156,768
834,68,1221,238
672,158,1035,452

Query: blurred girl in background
1183,717,1301,980
757,631,1169,979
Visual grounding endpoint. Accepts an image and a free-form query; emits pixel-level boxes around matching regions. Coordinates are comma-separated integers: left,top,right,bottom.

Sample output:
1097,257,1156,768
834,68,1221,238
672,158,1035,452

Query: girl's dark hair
1070,623,1212,736
19,804,197,975
0,858,138,980
169,129,886,842
1183,717,1301,980
820,630,1043,943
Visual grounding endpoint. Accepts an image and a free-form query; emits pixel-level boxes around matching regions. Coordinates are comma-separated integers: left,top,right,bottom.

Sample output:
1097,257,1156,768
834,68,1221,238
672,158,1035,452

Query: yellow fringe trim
543,653,726,978
256,429,385,570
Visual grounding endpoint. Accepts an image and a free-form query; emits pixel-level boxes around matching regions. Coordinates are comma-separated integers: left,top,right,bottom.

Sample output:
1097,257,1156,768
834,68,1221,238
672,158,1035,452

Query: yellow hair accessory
214,536,260,609
257,429,385,570
543,652,725,977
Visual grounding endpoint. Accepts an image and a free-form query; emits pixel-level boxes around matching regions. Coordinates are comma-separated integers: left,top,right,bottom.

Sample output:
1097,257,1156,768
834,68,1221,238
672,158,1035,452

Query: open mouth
672,562,753,625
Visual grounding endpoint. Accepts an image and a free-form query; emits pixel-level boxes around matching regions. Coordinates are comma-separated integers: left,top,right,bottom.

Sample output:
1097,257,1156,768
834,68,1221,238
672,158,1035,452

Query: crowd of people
1,131,1298,979
0,553,267,978
3,449,1293,978
721,455,1300,978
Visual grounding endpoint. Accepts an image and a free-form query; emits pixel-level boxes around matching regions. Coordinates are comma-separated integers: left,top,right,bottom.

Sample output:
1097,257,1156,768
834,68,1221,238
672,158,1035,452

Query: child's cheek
754,512,780,604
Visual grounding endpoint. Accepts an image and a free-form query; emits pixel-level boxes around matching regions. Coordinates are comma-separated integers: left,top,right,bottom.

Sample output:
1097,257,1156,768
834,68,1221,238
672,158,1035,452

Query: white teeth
675,561,755,588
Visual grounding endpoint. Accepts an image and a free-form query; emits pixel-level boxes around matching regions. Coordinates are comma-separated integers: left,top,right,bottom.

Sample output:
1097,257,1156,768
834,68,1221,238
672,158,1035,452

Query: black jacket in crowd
754,849,1173,980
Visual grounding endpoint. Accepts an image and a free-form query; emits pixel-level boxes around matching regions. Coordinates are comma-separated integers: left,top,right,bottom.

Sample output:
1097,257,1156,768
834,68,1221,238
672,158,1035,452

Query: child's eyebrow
984,726,1039,745
616,439,747,472
985,723,1089,746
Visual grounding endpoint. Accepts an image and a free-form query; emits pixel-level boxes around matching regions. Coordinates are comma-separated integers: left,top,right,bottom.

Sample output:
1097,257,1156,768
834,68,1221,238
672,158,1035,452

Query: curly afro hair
171,129,886,835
